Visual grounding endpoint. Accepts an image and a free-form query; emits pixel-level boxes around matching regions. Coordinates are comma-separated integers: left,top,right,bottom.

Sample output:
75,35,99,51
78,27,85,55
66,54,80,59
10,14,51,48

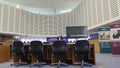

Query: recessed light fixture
16,5,20,9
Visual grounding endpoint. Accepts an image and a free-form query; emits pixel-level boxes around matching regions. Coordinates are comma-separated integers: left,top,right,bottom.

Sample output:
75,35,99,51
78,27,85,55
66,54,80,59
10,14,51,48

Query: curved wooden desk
45,43,95,64
13,43,96,64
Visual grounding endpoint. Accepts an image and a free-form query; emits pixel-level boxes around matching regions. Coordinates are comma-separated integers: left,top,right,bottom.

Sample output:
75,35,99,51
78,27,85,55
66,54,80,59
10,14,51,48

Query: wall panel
91,0,97,26
43,15,49,35
48,15,54,35
38,15,44,35
20,10,25,34
33,13,39,35
29,13,34,35
0,3,2,31
8,6,14,33
110,0,119,18
14,8,20,33
83,0,87,26
24,11,29,35
53,15,57,35
102,0,110,21
96,0,103,23
87,0,92,27
2,4,8,32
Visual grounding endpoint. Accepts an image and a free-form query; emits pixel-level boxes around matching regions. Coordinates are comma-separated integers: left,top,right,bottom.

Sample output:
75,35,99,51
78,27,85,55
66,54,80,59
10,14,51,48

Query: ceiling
1,0,83,14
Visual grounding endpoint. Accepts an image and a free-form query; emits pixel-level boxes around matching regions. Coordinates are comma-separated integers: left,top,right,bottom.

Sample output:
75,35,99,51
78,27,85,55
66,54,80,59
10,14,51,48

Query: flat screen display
66,26,88,38
46,37,58,44
46,37,68,44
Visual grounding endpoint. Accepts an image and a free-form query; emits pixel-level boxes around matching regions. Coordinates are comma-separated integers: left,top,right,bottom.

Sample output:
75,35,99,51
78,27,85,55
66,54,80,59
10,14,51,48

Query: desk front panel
0,45,10,63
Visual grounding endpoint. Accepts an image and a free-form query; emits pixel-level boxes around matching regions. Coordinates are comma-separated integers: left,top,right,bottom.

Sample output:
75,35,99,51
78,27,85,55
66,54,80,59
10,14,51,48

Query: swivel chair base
11,62,28,67
51,60,68,68
29,60,46,67
74,60,92,68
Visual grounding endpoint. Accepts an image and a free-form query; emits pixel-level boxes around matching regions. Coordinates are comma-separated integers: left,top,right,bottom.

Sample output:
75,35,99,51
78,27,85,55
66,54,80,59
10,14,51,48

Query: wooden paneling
0,45,10,63
89,39,100,53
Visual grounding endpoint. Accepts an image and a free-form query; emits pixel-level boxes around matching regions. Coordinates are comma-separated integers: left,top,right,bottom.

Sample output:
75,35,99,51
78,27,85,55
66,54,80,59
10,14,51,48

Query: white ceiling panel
1,0,83,14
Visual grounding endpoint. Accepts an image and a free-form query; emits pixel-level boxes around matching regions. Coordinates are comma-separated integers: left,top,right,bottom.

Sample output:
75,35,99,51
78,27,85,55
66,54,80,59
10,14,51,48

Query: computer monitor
66,26,88,38
46,37,68,44
46,37,58,44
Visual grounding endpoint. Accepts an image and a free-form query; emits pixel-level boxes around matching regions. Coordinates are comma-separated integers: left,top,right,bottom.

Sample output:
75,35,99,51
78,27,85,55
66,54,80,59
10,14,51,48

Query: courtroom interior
0,0,120,68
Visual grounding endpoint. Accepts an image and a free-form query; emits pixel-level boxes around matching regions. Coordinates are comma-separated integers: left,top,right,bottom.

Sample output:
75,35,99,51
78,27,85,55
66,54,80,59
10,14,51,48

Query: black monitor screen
66,26,88,38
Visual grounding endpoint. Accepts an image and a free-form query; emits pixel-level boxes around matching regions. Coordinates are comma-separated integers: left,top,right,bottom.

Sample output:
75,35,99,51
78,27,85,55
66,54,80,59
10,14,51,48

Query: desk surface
25,43,93,46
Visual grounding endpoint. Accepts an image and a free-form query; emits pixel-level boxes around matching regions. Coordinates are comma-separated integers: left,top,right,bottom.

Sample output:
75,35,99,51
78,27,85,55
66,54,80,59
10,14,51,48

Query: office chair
11,41,27,67
29,41,46,67
51,40,68,68
74,40,92,68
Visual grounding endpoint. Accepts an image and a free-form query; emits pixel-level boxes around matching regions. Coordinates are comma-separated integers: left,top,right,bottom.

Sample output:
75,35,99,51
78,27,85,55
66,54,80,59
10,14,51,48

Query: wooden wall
89,39,100,53
0,45,10,63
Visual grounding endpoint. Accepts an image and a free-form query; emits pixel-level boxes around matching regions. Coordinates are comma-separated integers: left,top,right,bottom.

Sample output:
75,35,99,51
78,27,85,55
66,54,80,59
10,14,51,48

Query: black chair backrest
52,41,67,56
13,41,24,54
75,40,90,56
29,41,43,56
